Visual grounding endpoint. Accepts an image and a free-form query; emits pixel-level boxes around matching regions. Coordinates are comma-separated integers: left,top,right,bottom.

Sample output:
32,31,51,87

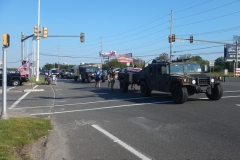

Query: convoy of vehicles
3,58,223,104
118,59,223,104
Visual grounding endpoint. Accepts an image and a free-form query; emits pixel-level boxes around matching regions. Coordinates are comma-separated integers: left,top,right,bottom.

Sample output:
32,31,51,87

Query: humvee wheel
120,79,128,92
87,77,91,83
206,84,223,100
140,81,151,96
171,84,188,104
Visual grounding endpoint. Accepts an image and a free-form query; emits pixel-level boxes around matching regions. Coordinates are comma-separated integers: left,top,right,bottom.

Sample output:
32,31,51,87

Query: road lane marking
222,95,240,98
30,101,172,116
12,96,169,109
9,92,30,109
92,125,151,160
9,85,38,109
224,90,240,93
0,86,15,94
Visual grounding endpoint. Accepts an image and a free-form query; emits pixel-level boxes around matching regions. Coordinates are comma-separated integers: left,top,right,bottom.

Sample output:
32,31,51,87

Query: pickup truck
118,59,223,104
0,68,22,86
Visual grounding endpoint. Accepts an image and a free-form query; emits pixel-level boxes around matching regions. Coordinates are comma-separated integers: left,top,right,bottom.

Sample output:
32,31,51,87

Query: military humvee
118,59,223,104
74,64,106,83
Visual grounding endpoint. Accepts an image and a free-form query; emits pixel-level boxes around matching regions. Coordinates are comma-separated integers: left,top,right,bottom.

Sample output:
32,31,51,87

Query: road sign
209,60,215,67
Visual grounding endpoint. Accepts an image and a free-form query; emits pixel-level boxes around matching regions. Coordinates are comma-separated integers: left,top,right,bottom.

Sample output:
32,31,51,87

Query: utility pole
58,45,60,69
21,32,24,61
36,0,40,81
100,36,103,68
170,10,173,61
236,40,238,69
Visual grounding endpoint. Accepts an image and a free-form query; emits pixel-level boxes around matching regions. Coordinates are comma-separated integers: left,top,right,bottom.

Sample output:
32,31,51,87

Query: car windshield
184,64,202,73
51,70,57,73
169,64,184,74
86,68,96,72
167,63,202,74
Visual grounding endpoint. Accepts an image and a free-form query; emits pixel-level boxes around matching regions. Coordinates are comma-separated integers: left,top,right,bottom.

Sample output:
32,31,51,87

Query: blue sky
1,0,240,68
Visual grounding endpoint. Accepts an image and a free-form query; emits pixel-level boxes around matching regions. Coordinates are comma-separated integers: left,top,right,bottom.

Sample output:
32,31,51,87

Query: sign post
1,47,9,119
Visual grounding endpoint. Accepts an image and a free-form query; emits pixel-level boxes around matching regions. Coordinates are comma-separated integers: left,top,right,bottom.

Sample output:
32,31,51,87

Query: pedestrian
107,67,111,87
132,65,138,90
95,66,102,88
109,67,116,91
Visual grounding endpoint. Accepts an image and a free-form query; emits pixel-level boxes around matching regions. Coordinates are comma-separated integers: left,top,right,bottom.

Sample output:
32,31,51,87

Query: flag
125,53,132,58
117,54,133,63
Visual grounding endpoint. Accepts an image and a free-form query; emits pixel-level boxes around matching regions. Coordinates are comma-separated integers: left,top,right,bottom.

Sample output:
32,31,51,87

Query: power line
174,0,240,21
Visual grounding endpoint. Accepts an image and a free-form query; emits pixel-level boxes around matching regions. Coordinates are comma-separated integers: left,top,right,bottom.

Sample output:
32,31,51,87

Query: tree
102,58,126,70
132,58,145,68
177,54,192,60
155,53,170,62
233,35,240,42
190,56,208,66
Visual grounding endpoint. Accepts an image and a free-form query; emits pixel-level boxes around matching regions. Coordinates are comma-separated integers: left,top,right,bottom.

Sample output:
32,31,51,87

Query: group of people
94,66,116,91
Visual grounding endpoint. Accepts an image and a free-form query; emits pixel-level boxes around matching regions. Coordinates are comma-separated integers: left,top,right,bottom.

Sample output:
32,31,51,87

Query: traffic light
80,33,85,42
42,27,48,38
190,35,193,43
168,35,172,43
172,34,175,42
2,34,10,47
34,26,39,37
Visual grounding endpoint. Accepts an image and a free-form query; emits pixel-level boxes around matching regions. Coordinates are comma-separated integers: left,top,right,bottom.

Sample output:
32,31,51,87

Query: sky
1,0,240,68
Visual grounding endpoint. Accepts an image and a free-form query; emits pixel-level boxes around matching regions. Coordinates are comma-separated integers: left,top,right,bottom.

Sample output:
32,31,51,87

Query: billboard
99,51,116,57
224,44,240,61
117,53,133,63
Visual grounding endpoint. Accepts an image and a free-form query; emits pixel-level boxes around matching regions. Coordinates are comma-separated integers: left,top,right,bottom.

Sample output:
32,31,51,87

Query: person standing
95,66,102,88
108,67,116,91
107,67,111,87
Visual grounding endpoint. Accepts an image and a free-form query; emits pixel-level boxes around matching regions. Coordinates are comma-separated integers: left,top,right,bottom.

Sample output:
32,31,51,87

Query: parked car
49,69,58,77
0,68,22,86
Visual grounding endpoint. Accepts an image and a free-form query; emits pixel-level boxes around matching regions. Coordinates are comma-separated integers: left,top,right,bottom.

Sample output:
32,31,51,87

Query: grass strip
0,117,53,160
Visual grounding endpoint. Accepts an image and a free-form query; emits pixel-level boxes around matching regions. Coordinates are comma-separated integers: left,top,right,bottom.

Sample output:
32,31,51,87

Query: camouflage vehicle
74,64,106,83
118,59,223,104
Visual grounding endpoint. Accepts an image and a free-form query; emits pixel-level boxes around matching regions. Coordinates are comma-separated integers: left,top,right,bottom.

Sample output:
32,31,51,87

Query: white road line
30,101,172,116
224,90,240,93
92,125,151,160
12,96,167,109
0,86,15,94
222,95,240,98
9,92,30,109
9,85,38,109
7,86,16,91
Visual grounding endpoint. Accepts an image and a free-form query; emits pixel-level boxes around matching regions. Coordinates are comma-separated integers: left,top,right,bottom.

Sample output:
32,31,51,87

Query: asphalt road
1,77,240,160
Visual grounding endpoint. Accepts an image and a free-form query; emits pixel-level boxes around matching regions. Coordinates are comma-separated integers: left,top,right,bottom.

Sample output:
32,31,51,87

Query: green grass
209,72,234,77
0,117,53,160
22,76,46,85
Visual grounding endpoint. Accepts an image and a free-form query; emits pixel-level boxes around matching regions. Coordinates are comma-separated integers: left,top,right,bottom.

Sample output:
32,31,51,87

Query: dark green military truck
74,64,106,83
118,59,223,104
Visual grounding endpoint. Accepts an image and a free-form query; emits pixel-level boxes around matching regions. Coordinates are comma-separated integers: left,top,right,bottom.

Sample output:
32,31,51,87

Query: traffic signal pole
169,10,173,61
1,47,9,119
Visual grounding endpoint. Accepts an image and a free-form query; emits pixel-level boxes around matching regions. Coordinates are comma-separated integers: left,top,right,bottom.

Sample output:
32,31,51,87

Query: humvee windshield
86,68,97,72
167,63,202,74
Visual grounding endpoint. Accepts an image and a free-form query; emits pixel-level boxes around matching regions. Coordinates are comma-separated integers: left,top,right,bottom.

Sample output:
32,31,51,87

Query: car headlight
219,76,222,80
211,78,214,83
192,80,196,84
